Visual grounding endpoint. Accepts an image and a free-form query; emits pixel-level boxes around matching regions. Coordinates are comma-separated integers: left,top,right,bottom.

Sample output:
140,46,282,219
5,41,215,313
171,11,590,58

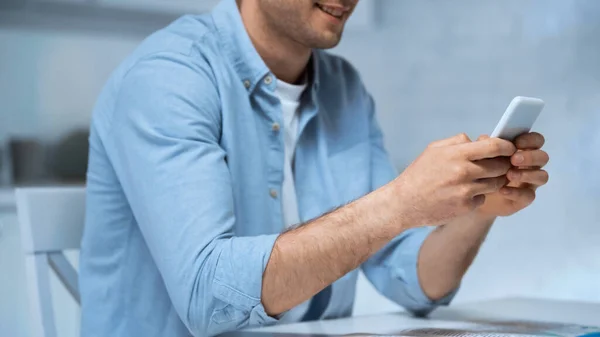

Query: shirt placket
257,73,286,230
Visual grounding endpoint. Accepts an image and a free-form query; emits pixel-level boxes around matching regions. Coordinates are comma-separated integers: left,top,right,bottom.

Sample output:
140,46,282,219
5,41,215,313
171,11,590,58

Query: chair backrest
16,186,86,337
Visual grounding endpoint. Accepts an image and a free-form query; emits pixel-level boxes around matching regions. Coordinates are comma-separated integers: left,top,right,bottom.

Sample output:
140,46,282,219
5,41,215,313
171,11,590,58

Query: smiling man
80,0,550,336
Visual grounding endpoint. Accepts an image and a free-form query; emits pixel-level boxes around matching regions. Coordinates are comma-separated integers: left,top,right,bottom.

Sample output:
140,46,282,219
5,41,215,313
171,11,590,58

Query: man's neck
238,1,312,84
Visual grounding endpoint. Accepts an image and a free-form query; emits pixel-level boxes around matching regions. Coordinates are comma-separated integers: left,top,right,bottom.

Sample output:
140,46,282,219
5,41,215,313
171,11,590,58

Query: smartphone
491,96,545,141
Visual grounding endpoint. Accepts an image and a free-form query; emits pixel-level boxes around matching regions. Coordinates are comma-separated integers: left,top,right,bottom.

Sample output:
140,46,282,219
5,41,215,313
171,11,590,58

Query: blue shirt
80,0,455,336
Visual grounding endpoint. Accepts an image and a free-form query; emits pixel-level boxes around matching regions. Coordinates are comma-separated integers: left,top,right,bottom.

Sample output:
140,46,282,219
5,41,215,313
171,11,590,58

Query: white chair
16,186,86,337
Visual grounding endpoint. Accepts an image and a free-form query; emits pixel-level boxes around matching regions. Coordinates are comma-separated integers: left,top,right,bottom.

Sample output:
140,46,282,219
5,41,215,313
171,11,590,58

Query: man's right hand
392,133,517,227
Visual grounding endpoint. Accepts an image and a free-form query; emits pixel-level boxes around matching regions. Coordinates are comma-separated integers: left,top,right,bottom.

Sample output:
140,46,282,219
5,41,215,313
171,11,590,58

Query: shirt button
272,122,280,132
243,80,251,88
264,75,273,85
269,189,278,199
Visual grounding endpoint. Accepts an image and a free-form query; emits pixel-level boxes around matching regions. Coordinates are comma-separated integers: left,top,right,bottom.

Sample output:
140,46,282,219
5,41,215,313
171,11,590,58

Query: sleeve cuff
249,301,280,326
212,234,282,327
389,227,459,316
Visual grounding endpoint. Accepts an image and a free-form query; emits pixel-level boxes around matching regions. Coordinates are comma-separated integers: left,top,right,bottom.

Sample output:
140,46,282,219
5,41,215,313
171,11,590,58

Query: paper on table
344,320,600,337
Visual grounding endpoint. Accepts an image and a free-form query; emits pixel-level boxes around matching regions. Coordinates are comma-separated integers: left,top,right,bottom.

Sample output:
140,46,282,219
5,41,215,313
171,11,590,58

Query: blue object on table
578,333,600,337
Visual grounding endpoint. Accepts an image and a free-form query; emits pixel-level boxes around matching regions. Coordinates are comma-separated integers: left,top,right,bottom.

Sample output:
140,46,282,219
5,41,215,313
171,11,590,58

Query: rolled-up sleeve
361,94,458,316
104,52,279,336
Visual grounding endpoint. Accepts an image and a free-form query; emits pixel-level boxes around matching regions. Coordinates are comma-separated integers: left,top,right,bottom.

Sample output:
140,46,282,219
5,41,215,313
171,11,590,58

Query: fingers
514,132,545,150
471,176,509,195
470,157,512,179
507,168,549,187
461,137,517,161
511,149,550,168
499,186,536,205
430,133,471,148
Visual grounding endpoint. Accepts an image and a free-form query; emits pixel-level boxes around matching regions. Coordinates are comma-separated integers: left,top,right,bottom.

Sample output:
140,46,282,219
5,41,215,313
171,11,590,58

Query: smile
315,3,347,19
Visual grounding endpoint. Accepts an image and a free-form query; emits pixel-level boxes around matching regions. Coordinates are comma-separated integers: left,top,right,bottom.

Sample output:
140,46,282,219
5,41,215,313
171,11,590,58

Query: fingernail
513,154,524,164
501,188,511,195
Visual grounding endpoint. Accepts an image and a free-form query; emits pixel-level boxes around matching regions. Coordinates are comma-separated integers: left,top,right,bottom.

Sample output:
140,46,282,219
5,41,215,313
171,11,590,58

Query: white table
253,298,600,335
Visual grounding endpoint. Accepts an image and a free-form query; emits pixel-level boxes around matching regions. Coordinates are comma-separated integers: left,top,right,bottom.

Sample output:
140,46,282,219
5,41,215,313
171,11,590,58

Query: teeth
317,4,344,18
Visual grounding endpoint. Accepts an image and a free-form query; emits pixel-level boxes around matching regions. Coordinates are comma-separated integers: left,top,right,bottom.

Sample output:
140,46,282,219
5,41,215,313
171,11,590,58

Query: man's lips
315,3,350,19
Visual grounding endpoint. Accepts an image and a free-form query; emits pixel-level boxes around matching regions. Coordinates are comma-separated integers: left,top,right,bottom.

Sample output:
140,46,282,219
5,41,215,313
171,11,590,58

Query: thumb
430,133,472,148
477,134,491,141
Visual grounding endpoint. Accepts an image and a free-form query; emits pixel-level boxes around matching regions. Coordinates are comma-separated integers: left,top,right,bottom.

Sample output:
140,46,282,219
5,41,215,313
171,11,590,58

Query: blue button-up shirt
80,0,455,336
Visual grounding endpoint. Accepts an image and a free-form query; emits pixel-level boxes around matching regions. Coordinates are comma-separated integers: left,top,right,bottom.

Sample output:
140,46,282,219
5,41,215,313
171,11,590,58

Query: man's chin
310,33,343,49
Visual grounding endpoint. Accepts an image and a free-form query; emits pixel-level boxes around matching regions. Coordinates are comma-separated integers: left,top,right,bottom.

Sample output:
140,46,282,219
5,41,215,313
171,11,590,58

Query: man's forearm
417,212,496,301
261,131,520,315
261,182,408,316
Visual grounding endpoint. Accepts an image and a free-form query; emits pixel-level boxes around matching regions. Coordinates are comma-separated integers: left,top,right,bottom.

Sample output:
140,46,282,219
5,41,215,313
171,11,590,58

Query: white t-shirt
275,79,305,229
273,78,311,322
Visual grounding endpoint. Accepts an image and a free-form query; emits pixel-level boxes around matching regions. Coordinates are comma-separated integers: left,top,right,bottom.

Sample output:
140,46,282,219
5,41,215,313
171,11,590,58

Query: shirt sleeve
103,52,280,336
360,94,458,316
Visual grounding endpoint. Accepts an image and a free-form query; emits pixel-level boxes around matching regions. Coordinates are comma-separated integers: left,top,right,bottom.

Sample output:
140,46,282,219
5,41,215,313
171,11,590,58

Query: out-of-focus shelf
2,0,220,15
0,0,220,35
78,0,219,15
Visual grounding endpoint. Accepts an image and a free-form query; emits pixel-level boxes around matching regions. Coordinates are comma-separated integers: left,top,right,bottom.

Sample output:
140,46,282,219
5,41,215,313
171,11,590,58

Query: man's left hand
478,132,550,217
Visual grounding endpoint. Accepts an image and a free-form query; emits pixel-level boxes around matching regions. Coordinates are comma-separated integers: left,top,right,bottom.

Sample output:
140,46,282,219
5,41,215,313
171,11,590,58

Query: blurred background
0,0,599,336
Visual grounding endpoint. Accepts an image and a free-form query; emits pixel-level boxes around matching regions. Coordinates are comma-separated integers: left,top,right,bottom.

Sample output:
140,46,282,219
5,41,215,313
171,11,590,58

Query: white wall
1,0,599,335
0,29,139,143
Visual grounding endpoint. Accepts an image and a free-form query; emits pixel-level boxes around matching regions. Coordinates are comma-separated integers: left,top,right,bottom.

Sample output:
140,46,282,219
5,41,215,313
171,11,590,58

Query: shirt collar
212,0,269,92
212,0,320,93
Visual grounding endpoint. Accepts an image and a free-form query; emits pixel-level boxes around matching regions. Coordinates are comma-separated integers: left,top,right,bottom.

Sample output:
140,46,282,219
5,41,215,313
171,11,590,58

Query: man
80,0,550,336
